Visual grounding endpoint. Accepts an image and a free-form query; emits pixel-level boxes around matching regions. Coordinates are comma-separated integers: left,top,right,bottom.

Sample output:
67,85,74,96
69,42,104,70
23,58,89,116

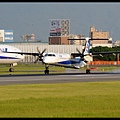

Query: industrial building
0,30,13,42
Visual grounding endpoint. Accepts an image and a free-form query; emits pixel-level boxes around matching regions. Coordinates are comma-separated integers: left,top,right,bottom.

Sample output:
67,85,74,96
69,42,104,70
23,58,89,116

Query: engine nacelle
84,55,93,62
79,61,87,67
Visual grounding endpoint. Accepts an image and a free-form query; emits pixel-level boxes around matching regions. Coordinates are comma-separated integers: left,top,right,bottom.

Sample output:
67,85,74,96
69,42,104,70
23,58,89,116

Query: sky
0,2,120,43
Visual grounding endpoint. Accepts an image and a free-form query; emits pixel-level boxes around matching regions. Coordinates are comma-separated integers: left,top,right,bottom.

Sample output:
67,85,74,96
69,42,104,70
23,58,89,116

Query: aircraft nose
43,57,48,63
43,57,52,63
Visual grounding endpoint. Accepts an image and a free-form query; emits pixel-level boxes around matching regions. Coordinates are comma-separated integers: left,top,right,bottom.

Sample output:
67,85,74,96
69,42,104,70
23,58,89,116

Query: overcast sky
0,2,120,42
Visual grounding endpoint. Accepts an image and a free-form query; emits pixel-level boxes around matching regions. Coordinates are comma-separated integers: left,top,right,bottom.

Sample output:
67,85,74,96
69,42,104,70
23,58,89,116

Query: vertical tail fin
83,37,90,55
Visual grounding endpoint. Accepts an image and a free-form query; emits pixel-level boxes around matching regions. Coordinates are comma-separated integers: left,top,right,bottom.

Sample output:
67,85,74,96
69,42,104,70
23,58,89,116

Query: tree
90,46,120,61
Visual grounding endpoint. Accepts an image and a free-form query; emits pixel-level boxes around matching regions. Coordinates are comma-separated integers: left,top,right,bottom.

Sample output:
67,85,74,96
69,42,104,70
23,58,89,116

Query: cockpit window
44,54,48,56
44,54,56,57
48,54,56,56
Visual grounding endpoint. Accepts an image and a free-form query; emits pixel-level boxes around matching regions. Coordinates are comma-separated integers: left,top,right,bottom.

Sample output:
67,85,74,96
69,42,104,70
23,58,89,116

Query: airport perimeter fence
90,61,120,65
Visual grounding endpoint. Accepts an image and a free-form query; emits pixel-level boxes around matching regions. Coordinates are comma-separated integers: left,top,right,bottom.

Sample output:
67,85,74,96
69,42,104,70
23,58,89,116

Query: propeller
76,38,92,64
76,47,92,63
76,48,85,60
34,47,46,63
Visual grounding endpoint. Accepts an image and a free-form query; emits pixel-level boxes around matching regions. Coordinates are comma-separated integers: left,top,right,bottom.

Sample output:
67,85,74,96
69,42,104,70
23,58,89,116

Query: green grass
0,63,119,75
0,81,120,118
0,63,66,75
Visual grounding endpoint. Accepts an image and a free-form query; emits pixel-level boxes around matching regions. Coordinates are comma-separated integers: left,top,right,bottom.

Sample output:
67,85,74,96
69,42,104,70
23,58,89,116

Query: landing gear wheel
44,70,49,74
9,68,14,72
86,69,90,74
44,65,49,74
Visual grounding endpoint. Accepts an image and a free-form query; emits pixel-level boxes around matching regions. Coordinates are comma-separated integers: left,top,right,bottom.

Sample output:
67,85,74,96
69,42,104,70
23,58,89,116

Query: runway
0,72,120,86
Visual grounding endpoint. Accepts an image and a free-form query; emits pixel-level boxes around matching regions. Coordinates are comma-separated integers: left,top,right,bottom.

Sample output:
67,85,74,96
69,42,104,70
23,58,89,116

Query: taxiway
0,72,120,85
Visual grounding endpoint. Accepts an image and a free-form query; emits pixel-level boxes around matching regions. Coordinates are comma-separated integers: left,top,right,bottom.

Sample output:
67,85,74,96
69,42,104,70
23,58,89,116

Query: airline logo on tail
0,48,8,52
84,37,90,55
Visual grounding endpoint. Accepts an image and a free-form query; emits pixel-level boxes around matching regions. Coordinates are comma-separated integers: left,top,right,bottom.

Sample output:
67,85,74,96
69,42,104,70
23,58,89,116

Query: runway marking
58,74,120,79
59,74,107,77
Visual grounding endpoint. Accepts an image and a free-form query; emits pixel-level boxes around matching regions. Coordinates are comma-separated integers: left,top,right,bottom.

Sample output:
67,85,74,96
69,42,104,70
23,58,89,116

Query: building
0,30,4,42
0,30,13,42
49,36,70,45
48,19,113,47
21,33,35,42
113,40,120,47
68,34,85,45
90,26,112,47
48,19,70,45
90,26,109,39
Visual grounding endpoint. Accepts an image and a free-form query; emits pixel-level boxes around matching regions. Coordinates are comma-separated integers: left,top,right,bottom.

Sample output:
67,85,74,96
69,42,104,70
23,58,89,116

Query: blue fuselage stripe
0,56,19,59
58,59,80,65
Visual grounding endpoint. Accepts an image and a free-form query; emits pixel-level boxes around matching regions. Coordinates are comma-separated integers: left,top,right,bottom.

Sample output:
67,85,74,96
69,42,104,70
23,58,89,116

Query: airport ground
0,63,120,118
0,73,120,117
0,63,120,75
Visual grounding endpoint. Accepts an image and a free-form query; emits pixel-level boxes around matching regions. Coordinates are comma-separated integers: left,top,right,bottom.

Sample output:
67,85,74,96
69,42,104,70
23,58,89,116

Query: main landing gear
86,62,90,74
44,64,49,74
9,64,14,72
86,69,90,74
9,67,14,72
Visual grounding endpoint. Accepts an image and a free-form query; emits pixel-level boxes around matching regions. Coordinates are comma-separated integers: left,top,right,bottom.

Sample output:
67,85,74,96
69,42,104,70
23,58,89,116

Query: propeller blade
37,47,41,54
41,48,46,55
76,48,81,55
82,47,85,54
34,47,46,63
34,56,39,63
82,40,87,54
76,48,84,58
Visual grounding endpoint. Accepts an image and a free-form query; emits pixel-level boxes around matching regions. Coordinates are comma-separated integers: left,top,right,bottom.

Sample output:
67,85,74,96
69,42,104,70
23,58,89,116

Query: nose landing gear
44,65,49,74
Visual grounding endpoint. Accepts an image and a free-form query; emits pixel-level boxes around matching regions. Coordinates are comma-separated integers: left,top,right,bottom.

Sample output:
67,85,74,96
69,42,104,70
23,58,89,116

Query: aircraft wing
4,51,45,63
71,51,120,57
3,51,39,56
48,63,81,69
92,51,120,55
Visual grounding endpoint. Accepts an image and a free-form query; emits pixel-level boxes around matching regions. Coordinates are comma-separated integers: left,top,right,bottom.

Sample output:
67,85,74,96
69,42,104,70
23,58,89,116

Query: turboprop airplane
4,37,120,74
0,44,24,72
42,37,93,74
